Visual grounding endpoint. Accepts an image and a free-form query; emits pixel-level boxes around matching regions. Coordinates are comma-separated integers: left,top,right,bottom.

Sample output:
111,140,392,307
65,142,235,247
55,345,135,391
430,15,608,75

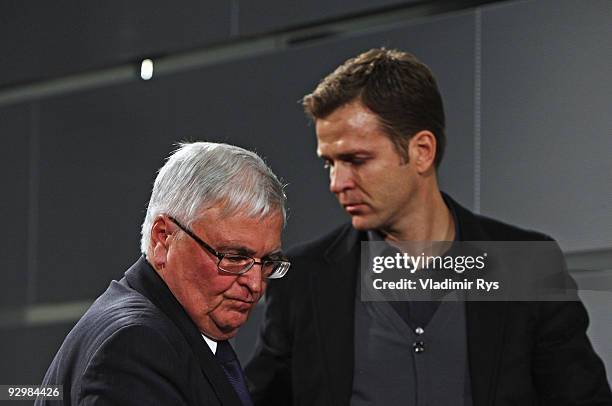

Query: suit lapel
448,197,507,406
125,257,243,406
312,225,361,405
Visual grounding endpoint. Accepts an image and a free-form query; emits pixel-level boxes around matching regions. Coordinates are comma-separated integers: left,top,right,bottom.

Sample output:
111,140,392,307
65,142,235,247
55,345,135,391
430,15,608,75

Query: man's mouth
343,202,367,214
227,300,255,312
226,296,257,308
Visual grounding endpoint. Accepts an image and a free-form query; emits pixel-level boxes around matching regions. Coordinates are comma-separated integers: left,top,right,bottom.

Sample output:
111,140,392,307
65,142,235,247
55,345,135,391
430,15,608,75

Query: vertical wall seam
26,102,40,304
230,0,240,37
473,9,482,214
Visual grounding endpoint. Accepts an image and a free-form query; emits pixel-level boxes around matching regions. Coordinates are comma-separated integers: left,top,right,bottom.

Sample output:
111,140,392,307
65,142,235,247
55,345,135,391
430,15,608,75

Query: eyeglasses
168,216,290,279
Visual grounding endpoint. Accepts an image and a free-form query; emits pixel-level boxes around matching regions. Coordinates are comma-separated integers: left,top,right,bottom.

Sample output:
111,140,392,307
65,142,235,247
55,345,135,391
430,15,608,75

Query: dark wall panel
0,322,75,384
0,0,231,88
480,0,612,251
237,0,418,36
35,80,176,303
0,105,30,307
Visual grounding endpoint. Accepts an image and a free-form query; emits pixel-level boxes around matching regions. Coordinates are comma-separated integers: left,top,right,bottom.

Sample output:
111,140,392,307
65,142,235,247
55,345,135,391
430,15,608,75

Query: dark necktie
215,340,254,406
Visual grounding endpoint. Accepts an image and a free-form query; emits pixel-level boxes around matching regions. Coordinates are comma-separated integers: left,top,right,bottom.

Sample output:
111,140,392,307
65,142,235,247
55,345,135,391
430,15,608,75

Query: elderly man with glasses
37,142,289,406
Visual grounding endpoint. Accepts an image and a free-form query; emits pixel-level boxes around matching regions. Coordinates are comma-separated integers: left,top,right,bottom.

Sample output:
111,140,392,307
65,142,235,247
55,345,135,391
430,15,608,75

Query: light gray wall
480,0,612,252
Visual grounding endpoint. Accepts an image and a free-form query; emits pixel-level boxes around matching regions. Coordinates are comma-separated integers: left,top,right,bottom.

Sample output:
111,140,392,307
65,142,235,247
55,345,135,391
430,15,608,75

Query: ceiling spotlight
140,59,154,80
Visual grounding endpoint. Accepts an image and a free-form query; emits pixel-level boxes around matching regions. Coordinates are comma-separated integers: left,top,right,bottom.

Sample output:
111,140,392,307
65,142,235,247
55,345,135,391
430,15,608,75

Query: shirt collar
201,334,218,354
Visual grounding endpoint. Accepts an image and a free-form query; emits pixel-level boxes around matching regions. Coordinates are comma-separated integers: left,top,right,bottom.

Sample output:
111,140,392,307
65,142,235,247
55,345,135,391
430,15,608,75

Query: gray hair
140,141,287,255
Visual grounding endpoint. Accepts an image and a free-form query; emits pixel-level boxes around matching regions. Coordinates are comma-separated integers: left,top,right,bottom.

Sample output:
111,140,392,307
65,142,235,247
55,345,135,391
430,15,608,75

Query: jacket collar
125,256,243,406
443,195,507,406
432,194,508,406
324,222,362,264
310,224,362,404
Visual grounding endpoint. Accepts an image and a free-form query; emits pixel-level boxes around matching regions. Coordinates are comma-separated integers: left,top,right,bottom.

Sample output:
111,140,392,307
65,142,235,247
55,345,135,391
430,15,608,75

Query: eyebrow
216,245,284,260
338,152,372,160
319,150,373,160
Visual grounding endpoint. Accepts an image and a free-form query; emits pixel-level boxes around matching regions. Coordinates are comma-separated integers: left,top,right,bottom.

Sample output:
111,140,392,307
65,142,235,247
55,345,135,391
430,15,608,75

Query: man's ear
408,130,437,174
150,215,172,270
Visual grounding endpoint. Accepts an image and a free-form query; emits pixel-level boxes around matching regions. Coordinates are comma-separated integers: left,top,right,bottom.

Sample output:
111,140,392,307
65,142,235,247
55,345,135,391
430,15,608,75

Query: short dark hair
303,48,446,168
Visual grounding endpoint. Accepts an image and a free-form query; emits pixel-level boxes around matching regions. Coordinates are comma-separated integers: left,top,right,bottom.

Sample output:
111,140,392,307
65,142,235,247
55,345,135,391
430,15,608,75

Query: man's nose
239,263,264,297
329,164,354,194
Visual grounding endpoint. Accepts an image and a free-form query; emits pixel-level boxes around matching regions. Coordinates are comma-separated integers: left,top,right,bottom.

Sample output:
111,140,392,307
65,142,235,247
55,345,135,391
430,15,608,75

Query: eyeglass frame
167,216,290,279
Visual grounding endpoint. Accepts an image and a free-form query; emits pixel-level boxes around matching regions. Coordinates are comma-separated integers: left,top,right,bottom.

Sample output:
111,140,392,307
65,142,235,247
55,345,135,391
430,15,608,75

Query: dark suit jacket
246,195,612,406
37,257,244,406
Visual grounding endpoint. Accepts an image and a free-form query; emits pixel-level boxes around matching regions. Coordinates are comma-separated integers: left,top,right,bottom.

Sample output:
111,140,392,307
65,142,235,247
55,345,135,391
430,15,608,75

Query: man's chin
219,311,250,333
209,323,241,340
203,310,250,340
351,215,377,231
